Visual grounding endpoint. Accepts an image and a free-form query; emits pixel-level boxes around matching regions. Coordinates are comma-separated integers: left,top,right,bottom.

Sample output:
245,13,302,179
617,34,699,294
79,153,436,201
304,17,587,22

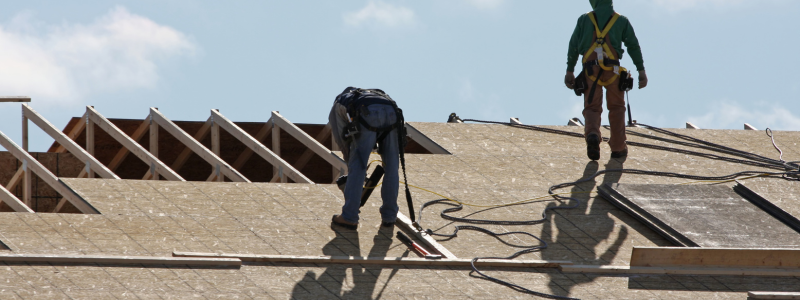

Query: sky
0,0,798,151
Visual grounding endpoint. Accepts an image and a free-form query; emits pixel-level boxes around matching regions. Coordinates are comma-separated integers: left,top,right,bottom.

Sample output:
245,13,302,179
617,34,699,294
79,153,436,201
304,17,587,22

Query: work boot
611,148,628,159
586,133,601,161
331,214,358,230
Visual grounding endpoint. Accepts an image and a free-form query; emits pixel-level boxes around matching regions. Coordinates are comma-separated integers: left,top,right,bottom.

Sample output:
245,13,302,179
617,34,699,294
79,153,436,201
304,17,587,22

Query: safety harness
582,12,628,87
341,88,421,230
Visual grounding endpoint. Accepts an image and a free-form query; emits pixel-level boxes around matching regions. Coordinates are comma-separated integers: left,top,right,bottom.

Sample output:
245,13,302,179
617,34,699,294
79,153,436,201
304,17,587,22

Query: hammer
396,231,442,259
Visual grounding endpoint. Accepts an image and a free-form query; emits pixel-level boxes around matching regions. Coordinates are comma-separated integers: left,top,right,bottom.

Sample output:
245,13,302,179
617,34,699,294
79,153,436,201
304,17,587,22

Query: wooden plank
21,115,28,151
54,114,87,153
272,120,284,182
232,121,272,170
211,110,311,184
211,118,222,182
108,117,150,171
173,252,569,268
172,117,212,172
630,247,800,268
5,168,23,192
0,130,99,214
150,112,159,180
86,117,95,178
0,254,240,266
0,181,33,213
150,108,250,183
22,161,31,207
0,96,31,102
405,123,451,154
86,107,184,181
22,105,119,180
560,265,800,277
748,291,800,300
272,111,347,172
396,212,457,259
293,125,332,171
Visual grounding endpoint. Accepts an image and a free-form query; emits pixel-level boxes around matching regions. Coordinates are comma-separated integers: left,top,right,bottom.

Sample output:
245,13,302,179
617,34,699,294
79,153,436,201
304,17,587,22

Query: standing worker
564,0,648,160
328,87,405,230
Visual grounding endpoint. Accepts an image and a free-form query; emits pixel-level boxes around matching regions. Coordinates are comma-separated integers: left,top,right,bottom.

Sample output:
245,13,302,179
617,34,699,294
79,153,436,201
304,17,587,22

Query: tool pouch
574,70,587,96
619,70,634,92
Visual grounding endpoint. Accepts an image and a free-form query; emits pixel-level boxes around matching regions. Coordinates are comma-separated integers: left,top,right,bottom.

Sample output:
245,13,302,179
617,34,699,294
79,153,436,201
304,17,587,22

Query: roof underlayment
1,121,800,299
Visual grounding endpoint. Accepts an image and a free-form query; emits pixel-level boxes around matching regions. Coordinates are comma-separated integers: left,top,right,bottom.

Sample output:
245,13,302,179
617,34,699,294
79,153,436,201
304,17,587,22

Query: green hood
590,0,612,10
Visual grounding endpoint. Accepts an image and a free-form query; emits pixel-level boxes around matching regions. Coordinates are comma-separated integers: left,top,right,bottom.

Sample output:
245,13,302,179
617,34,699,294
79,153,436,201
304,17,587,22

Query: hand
565,72,575,89
638,70,648,89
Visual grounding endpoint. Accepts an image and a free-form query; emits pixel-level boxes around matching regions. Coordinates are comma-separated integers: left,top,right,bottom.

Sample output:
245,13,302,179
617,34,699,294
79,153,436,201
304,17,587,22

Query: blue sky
0,0,798,151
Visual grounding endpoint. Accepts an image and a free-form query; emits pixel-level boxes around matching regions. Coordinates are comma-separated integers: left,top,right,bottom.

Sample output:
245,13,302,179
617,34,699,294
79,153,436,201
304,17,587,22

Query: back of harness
338,88,421,230
574,12,634,97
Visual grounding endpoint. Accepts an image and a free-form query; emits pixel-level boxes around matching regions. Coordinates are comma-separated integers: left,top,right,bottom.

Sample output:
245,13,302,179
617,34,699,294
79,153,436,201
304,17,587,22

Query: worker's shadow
541,158,628,296
290,224,394,299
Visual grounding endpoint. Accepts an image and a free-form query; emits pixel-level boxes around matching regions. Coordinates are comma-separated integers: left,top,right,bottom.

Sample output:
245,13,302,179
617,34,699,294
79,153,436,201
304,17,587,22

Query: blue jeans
340,104,399,224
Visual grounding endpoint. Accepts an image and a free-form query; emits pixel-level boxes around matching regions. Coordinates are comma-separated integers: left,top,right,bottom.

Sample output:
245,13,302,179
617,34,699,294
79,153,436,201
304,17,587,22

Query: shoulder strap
587,12,620,39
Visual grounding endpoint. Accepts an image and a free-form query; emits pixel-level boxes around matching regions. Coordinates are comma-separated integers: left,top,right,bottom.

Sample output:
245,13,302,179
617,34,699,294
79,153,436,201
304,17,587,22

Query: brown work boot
611,148,628,159
586,133,601,161
331,214,358,230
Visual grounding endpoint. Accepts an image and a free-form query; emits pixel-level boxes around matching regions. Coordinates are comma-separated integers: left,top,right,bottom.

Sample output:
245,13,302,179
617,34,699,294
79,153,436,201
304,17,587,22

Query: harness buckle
596,38,605,45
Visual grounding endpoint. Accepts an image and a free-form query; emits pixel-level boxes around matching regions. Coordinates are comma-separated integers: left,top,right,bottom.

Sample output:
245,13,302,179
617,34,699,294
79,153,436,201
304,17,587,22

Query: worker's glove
638,70,648,89
564,72,575,89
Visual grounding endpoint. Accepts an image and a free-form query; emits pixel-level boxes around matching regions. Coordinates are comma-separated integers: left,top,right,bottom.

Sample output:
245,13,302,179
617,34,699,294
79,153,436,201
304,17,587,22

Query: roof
1,117,800,299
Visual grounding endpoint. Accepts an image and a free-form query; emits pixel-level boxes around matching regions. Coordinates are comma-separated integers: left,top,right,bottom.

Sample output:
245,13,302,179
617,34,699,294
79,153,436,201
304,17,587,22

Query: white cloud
688,101,800,131
467,0,504,10
0,7,196,105
652,0,744,12
343,1,416,29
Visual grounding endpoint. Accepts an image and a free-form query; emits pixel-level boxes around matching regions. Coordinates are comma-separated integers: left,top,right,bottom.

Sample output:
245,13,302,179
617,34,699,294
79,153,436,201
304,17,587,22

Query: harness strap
582,12,620,63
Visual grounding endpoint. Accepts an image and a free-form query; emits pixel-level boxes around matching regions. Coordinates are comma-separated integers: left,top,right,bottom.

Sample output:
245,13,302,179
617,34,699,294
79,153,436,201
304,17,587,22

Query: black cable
414,118,800,299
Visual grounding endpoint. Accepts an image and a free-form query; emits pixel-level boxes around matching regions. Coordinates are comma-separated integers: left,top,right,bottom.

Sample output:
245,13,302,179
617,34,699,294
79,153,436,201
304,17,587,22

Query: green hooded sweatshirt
566,0,645,72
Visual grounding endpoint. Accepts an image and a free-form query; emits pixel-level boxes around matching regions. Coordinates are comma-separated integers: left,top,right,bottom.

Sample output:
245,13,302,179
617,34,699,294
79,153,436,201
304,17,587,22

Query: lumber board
0,96,30,102
0,182,33,213
405,123,451,154
232,121,272,169
271,111,347,172
630,247,800,268
173,252,569,268
748,291,800,300
87,107,184,181
293,125,332,171
396,212,457,259
171,117,212,172
211,110,311,183
5,167,23,191
272,122,283,182
108,116,150,171
150,108,250,183
0,129,99,214
22,105,119,179
21,115,28,151
86,117,95,178
560,265,800,277
0,254,241,266
54,113,87,153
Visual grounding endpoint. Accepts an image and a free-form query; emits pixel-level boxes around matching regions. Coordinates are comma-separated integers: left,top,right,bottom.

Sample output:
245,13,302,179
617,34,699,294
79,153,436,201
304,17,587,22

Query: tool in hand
396,231,442,259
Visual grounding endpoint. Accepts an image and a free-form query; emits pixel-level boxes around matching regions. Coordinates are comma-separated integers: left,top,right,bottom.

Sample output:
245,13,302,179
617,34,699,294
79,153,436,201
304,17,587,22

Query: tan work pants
583,65,627,152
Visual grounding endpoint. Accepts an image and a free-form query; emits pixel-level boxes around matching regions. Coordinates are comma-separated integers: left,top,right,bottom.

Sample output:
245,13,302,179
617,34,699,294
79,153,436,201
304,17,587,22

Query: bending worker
328,87,403,230
564,0,648,160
